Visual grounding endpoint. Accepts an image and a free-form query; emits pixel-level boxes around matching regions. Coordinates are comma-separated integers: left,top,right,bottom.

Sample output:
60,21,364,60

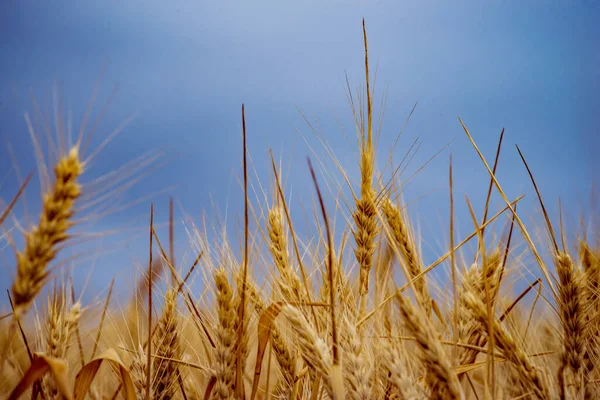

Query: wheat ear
455,250,502,369
341,317,372,399
212,268,236,400
380,340,422,400
153,289,181,400
396,294,461,400
463,289,550,399
130,344,151,399
555,252,585,398
354,20,378,317
383,199,431,317
246,276,296,397
267,206,304,304
581,242,599,398
12,147,83,319
41,292,82,400
282,305,333,398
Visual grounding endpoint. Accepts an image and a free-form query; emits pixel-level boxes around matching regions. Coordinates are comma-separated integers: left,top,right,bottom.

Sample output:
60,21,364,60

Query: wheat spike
131,344,151,399
463,289,550,399
153,289,181,400
341,317,372,399
267,206,304,304
396,294,461,400
455,250,503,369
12,147,83,319
212,268,236,400
581,242,600,398
41,290,81,400
380,340,423,400
246,276,296,397
555,252,585,398
354,20,378,318
282,305,334,398
383,198,431,317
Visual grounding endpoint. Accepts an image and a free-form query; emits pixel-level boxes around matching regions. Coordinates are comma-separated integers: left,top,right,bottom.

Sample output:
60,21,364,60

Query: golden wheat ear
382,198,431,317
396,293,462,400
152,289,181,400
213,267,236,400
463,289,551,399
1,80,159,376
11,146,83,321
39,284,82,400
354,20,378,319
555,252,585,398
10,79,142,322
1,143,82,374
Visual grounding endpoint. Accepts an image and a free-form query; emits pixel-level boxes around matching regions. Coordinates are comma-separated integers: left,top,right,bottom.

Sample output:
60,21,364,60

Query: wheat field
1,20,598,400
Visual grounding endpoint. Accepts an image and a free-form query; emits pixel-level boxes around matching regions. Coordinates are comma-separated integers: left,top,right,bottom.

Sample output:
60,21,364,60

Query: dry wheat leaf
73,348,135,400
251,301,286,400
8,353,73,400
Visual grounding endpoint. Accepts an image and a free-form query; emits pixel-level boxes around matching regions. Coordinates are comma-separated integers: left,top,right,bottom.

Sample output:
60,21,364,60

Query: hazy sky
1,0,598,306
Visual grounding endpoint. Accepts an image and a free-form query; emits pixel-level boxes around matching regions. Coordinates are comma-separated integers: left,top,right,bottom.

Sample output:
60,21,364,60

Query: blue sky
0,0,598,307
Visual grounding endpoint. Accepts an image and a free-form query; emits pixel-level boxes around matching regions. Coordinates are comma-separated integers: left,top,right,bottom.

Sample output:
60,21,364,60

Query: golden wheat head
12,147,83,319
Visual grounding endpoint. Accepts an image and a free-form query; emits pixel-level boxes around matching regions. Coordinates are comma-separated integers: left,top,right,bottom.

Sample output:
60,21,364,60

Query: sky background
0,0,598,308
